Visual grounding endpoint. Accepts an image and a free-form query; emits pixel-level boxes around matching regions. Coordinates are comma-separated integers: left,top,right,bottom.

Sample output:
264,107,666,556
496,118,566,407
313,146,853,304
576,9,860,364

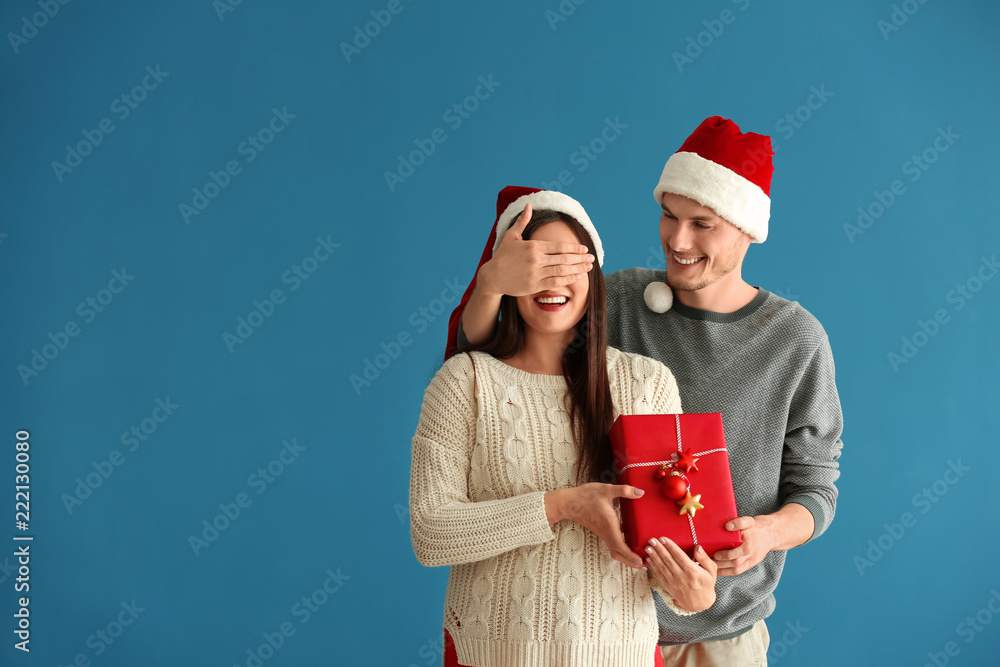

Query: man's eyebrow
661,203,715,222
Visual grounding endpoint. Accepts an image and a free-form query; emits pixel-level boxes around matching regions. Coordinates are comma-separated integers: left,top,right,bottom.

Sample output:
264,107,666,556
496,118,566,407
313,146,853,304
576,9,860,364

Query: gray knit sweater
605,267,843,644
455,266,843,644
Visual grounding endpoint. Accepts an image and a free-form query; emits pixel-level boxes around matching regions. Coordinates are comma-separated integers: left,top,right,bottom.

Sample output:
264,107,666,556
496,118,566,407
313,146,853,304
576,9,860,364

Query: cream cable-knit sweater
410,347,688,667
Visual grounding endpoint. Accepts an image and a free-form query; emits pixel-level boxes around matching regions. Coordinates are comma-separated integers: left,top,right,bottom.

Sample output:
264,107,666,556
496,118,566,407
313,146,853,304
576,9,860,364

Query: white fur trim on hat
653,151,770,243
493,190,605,266
643,281,673,313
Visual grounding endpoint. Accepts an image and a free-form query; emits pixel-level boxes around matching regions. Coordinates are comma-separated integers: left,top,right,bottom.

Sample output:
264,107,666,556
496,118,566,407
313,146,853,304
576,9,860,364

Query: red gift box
610,413,742,559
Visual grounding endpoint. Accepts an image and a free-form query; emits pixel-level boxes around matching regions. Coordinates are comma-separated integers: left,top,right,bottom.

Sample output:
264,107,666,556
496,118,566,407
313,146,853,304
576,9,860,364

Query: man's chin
666,277,705,293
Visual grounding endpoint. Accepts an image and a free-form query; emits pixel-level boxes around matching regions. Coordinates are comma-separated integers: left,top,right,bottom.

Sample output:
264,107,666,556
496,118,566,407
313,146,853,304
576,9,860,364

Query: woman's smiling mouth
534,295,569,311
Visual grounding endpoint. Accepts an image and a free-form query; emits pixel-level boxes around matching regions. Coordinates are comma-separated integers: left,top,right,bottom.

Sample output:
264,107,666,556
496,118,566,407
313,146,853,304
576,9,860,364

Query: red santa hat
444,186,603,360
492,187,604,265
645,116,774,313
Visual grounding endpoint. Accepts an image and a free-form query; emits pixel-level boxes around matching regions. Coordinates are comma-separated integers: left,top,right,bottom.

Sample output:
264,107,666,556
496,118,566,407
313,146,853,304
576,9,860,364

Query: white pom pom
643,281,673,313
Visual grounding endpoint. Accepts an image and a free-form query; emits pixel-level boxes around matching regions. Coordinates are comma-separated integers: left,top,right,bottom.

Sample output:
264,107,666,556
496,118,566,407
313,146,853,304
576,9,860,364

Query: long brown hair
458,209,616,484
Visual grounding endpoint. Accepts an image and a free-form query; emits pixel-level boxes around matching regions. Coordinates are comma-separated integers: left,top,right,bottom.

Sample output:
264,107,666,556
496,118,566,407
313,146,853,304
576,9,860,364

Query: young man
444,116,843,666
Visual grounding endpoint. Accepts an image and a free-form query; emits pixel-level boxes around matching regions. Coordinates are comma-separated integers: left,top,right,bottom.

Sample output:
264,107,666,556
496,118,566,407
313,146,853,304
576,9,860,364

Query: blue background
2,0,998,665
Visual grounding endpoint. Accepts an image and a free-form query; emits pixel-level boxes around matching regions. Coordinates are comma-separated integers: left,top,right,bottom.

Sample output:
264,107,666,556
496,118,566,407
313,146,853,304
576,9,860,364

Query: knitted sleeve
649,354,682,417
779,334,844,543
409,354,556,567
617,350,683,417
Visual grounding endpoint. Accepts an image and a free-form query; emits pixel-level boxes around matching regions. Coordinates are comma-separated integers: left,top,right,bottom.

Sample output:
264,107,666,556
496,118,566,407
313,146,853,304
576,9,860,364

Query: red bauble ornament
653,466,668,481
662,472,689,500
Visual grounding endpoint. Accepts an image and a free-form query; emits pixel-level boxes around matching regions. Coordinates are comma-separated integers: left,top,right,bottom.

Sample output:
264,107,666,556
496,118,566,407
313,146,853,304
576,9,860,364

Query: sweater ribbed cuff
412,490,555,567
782,495,827,544
650,585,696,617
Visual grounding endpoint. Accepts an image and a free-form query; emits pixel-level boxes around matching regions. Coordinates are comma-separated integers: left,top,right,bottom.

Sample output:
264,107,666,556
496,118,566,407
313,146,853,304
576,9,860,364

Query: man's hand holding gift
714,503,815,576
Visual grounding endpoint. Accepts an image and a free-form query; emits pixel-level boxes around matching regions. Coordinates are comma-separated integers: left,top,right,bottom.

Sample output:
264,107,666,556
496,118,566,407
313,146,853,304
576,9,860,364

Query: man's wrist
475,261,503,299
763,503,813,551
758,513,782,553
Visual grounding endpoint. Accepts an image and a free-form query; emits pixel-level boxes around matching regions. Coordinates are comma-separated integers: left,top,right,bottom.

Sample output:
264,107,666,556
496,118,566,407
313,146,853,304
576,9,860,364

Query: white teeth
674,255,702,265
536,296,568,304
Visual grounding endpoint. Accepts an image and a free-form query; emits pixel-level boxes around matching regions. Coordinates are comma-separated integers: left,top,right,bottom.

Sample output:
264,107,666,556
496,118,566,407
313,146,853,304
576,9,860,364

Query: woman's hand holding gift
644,537,718,613
545,483,648,569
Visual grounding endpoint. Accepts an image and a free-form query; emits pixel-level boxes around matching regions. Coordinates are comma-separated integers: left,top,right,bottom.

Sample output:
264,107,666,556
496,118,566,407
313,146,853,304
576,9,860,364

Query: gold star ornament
676,492,704,518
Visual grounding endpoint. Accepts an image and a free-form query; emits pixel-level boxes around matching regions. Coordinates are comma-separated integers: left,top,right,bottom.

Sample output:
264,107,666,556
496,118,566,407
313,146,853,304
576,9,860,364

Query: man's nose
669,221,695,251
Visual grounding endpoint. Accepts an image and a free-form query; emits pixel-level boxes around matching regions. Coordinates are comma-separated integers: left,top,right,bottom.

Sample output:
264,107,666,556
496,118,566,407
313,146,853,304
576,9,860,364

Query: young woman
409,187,717,667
